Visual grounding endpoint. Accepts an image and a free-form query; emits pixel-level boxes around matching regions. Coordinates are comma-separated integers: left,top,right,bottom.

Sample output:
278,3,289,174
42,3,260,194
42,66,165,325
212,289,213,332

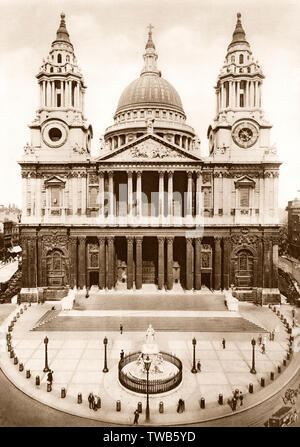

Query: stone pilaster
157,236,165,290
222,236,230,290
78,236,86,289
69,237,77,288
214,236,222,290
187,171,193,218
186,237,194,290
27,235,37,288
107,236,114,290
127,236,134,290
21,235,29,288
194,238,202,290
135,236,143,289
167,237,174,290
98,236,106,289
263,236,272,288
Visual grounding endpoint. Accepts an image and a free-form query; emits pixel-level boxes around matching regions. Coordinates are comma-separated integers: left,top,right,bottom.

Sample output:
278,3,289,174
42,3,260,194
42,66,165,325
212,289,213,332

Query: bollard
288,328,292,334
270,371,275,381
283,359,287,366
24,305,27,310
159,401,164,413
10,350,14,358
8,326,12,332
26,370,31,379
97,397,101,409
35,375,40,386
16,312,20,318
13,317,17,323
290,336,294,343
137,402,142,413
218,394,223,405
7,344,11,352
261,377,265,387
47,383,52,392
77,393,82,404
61,388,66,398
283,318,287,325
289,347,293,354
276,310,280,316
19,362,24,372
249,383,254,393
200,397,205,409
287,353,290,361
116,400,121,412
20,309,23,314
13,356,18,365
278,365,281,373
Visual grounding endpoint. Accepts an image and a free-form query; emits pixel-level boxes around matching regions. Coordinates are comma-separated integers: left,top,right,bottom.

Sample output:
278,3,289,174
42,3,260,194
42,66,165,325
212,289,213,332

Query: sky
0,0,300,208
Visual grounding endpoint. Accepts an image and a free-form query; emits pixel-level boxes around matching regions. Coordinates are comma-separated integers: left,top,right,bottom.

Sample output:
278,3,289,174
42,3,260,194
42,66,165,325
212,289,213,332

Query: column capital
97,236,106,244
195,237,202,246
214,236,222,245
69,236,77,246
135,236,143,245
157,236,165,244
167,170,174,178
186,237,194,246
158,170,165,177
78,236,86,244
136,170,142,177
196,171,201,178
108,171,114,178
187,171,193,178
167,236,174,245
127,170,133,177
107,236,114,245
98,171,105,179
126,236,134,245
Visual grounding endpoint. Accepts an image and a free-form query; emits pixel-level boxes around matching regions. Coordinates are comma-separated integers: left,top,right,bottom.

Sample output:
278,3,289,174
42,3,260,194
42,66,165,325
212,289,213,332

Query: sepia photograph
0,0,299,435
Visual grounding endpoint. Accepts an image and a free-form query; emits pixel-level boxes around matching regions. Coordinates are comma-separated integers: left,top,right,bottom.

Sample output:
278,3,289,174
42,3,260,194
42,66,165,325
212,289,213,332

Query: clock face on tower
42,121,68,148
232,121,259,148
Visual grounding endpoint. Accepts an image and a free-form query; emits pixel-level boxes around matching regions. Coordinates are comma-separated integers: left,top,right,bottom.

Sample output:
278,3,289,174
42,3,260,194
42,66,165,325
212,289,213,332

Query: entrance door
142,237,157,284
236,250,254,287
46,249,66,286
89,271,99,286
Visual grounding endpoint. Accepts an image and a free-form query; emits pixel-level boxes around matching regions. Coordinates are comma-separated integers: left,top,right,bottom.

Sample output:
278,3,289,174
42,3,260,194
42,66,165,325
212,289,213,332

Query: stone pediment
234,175,256,188
44,176,66,187
97,135,201,162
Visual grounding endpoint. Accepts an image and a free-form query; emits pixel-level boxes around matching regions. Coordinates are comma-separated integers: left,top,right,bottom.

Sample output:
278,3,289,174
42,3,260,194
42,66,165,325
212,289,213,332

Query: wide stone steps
33,315,266,333
73,292,227,311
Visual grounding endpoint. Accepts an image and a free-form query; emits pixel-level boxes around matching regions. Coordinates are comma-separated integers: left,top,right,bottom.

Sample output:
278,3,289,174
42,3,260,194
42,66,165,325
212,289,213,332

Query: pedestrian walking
261,343,266,354
292,309,296,319
258,334,262,345
88,392,94,409
239,391,244,406
93,395,98,411
197,360,201,372
232,397,237,411
177,399,184,413
120,349,124,361
271,329,275,341
120,324,123,335
233,389,239,400
222,338,226,349
133,409,139,425
292,318,296,328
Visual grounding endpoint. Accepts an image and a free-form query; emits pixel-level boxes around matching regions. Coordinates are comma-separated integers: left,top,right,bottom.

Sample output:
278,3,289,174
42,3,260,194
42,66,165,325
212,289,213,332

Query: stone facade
19,13,281,302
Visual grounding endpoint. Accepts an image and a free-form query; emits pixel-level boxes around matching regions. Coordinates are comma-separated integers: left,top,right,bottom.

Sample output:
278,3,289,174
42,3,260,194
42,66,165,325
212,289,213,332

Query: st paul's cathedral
19,13,281,303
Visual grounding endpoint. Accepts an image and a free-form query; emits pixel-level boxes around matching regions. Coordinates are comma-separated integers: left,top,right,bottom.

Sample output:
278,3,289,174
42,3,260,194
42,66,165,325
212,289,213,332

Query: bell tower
208,13,277,163
24,12,93,162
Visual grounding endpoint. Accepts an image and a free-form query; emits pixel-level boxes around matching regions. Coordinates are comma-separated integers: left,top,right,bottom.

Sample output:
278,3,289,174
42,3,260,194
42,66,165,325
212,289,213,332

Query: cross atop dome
146,23,155,50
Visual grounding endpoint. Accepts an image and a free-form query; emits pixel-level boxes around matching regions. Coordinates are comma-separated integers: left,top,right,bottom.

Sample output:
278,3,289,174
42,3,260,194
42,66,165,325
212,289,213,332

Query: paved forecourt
0,300,296,426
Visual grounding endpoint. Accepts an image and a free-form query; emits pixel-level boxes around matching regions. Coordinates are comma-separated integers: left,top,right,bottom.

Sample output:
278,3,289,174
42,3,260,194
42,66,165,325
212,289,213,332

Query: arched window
66,55,70,62
50,67,54,73
239,54,244,64
231,56,235,63
247,67,251,73
57,53,62,63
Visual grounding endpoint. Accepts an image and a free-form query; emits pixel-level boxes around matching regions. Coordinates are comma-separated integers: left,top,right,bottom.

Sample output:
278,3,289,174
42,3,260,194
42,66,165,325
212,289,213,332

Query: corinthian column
127,171,133,223
136,171,142,218
194,238,202,290
168,171,173,223
157,236,165,290
167,237,174,290
78,236,86,289
214,236,222,290
135,236,143,289
108,171,114,220
187,171,193,219
107,236,114,289
159,171,164,224
126,236,134,290
186,238,194,290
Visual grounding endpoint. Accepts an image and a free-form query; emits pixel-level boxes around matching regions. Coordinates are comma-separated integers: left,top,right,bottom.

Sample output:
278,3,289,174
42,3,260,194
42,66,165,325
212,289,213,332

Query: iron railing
118,351,182,394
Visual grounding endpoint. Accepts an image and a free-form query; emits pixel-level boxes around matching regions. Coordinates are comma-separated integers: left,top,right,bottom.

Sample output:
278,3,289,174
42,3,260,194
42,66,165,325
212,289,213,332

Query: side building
286,197,300,261
19,13,281,302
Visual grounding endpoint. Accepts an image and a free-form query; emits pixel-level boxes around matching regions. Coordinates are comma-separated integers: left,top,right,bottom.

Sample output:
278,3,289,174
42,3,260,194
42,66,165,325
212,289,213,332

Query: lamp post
43,336,50,373
103,336,108,373
250,338,257,374
191,337,197,373
144,355,151,422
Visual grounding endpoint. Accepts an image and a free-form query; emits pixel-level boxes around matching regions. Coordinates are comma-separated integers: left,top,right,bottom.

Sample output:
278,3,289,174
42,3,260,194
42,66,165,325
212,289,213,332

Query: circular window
42,121,68,148
49,127,62,142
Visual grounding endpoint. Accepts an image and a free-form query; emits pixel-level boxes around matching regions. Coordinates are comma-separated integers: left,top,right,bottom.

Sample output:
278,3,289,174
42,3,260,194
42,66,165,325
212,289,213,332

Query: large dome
116,74,184,115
